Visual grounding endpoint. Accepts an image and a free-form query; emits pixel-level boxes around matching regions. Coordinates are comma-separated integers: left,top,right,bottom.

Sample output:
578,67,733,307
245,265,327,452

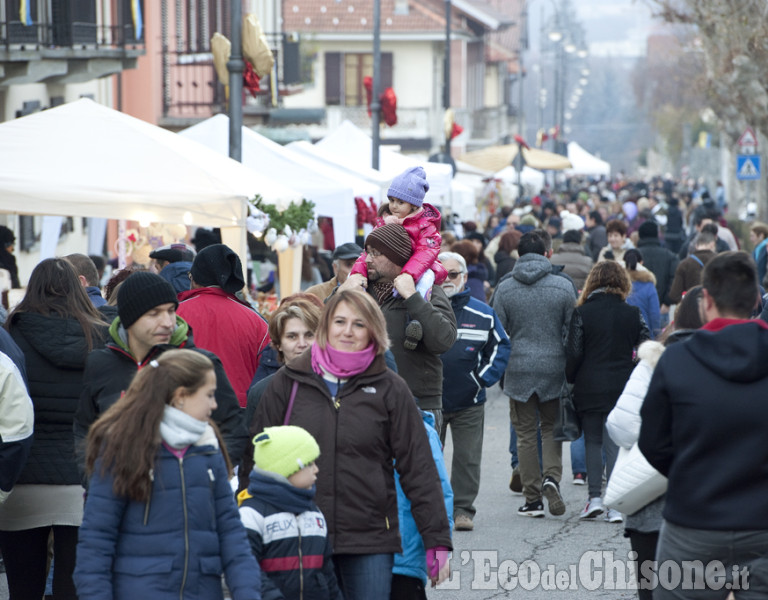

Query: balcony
0,19,144,85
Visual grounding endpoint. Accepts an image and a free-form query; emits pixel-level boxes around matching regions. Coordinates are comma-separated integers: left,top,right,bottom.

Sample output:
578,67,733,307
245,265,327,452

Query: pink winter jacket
351,203,447,284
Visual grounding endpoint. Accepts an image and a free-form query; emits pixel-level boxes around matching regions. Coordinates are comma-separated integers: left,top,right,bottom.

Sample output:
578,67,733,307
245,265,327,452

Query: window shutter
381,52,393,89
325,52,342,105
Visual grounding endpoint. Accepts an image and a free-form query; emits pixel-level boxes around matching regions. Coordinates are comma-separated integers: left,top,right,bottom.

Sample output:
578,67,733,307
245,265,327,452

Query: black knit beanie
365,223,413,267
189,243,245,294
117,271,179,329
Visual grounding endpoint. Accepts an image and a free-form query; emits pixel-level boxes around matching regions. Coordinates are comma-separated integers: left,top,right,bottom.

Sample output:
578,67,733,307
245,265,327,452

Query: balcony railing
0,21,144,51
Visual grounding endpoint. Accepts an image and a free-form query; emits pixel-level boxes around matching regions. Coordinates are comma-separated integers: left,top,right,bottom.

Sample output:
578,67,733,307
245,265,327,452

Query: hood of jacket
10,312,101,369
685,322,768,383
108,314,190,358
512,253,553,285
556,242,587,255
629,266,656,284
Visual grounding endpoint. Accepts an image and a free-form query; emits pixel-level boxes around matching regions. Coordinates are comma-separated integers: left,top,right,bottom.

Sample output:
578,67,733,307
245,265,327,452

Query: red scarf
311,341,377,379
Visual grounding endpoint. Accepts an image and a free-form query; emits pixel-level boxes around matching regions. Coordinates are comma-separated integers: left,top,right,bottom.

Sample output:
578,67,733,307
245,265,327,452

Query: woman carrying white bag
605,286,703,600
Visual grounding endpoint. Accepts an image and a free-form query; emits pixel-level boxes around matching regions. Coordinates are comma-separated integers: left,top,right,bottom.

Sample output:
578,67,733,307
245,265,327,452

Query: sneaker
579,497,604,520
573,473,586,486
454,514,474,531
517,500,545,518
403,320,423,350
542,476,566,516
604,508,623,523
509,467,522,494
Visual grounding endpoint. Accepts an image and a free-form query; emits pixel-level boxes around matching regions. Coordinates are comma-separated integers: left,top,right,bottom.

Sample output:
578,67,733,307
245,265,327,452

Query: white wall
283,39,437,109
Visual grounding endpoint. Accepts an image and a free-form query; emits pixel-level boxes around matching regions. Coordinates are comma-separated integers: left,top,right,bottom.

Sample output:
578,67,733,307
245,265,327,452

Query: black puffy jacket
9,312,108,485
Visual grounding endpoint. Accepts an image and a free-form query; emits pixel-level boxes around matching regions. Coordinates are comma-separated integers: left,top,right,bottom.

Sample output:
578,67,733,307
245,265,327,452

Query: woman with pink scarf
253,289,452,600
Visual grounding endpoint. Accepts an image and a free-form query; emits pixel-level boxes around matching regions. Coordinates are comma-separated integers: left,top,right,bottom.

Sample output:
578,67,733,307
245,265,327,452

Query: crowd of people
0,170,766,599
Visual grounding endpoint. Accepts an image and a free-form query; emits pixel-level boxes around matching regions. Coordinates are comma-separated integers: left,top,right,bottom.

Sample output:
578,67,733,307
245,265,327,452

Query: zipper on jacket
143,469,155,525
385,516,390,530
297,516,304,600
179,457,189,600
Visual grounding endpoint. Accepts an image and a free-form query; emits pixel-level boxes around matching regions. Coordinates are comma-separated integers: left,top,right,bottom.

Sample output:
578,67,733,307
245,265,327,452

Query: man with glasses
438,252,510,531
341,223,456,433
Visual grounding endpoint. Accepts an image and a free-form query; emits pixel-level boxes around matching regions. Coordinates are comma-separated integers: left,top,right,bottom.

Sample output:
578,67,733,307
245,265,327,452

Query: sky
528,0,658,58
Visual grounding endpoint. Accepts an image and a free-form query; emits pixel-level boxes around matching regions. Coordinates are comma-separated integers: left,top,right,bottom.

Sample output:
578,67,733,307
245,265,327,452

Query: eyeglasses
367,248,383,258
446,271,465,279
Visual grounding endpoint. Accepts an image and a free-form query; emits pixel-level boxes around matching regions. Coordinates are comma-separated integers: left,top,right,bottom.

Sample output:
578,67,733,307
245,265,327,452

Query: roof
281,0,499,37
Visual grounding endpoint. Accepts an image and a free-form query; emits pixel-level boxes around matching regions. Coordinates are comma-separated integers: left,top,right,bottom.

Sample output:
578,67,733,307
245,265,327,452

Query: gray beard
442,283,460,298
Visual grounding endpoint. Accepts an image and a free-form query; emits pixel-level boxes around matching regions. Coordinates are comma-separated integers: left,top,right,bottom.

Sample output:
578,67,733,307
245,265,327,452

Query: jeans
570,434,586,475
509,396,562,503
334,553,394,600
579,411,618,499
441,403,484,518
653,521,768,599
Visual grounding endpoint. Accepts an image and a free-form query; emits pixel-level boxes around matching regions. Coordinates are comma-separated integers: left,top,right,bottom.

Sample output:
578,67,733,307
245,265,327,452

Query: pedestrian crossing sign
737,155,761,180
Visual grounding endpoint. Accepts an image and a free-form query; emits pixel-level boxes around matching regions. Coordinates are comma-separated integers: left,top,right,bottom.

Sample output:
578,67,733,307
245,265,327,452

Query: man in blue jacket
438,252,510,531
639,251,768,598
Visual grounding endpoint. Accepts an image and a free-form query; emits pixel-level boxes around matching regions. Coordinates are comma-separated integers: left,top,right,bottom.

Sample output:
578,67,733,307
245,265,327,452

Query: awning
460,144,572,173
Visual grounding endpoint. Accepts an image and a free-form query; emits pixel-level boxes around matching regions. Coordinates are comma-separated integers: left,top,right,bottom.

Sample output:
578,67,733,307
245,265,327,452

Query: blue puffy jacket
441,288,511,413
75,442,261,600
393,411,453,584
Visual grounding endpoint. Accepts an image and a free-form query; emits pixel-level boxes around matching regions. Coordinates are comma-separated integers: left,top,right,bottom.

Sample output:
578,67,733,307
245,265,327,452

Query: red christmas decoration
363,76,373,117
355,196,377,229
380,87,397,126
514,134,530,149
450,122,464,139
362,76,397,127
243,61,261,97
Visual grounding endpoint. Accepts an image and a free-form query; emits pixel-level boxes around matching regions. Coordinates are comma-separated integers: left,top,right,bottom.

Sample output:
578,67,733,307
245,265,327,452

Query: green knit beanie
252,426,320,479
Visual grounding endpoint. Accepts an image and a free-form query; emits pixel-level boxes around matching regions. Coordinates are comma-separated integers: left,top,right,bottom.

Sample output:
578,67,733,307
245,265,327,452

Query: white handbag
604,443,667,516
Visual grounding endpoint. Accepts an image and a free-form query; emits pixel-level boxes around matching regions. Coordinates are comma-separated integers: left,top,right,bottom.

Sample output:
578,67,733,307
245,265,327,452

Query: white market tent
0,99,301,229
315,120,454,207
286,140,390,204
495,165,547,191
179,115,358,245
566,141,611,177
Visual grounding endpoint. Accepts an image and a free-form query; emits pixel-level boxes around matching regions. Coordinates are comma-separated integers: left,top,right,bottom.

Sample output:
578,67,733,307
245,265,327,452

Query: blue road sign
737,155,761,180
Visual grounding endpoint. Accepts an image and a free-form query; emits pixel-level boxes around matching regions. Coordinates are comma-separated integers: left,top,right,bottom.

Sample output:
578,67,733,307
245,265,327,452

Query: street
0,384,633,600
430,383,634,599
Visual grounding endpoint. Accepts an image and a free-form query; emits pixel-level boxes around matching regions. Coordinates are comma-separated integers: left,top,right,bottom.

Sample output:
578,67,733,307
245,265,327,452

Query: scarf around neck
372,280,395,304
160,405,210,449
311,341,376,379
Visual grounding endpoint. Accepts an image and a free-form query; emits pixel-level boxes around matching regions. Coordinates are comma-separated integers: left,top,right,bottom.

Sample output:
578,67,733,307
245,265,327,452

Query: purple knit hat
387,166,430,208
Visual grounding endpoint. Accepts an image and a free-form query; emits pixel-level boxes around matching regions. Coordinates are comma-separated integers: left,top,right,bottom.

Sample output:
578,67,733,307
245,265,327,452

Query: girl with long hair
74,349,260,600
0,257,109,599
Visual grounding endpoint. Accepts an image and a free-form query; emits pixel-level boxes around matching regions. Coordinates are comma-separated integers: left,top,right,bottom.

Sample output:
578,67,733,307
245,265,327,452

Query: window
325,51,392,106
394,0,409,15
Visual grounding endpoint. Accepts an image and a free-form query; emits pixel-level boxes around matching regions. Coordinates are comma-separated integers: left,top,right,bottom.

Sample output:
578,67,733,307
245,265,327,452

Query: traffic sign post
737,155,761,180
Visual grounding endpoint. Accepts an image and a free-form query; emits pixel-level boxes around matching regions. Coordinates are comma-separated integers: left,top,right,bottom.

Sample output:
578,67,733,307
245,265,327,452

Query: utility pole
371,0,381,170
228,0,244,162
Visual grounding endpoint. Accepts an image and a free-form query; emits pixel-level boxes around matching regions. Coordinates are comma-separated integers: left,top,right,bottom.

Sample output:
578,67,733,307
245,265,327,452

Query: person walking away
566,261,649,523
177,244,271,408
0,258,109,599
492,232,576,518
640,252,768,599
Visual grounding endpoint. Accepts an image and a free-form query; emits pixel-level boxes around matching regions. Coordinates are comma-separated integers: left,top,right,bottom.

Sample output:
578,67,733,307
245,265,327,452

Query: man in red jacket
177,244,270,407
